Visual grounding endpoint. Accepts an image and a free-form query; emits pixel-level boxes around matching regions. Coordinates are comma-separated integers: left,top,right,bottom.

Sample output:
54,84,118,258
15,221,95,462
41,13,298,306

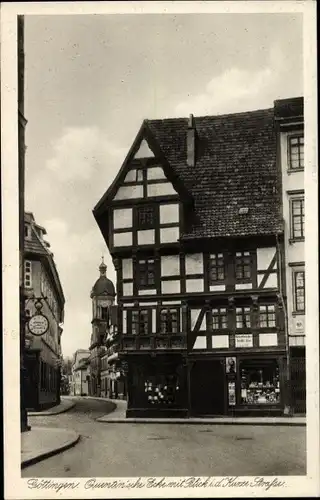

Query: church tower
89,258,116,396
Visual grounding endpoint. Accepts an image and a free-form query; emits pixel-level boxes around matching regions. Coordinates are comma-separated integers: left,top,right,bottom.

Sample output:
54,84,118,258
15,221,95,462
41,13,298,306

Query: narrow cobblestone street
22,397,306,477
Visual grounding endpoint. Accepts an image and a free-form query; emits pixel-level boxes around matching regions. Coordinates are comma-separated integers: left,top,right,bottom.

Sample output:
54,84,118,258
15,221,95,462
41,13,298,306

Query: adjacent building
24,212,65,411
93,104,294,418
71,349,90,396
89,260,116,397
275,97,305,413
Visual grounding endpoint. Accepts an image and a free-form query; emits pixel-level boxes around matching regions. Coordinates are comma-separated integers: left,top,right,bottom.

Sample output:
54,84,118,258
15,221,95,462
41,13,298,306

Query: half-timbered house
93,107,288,418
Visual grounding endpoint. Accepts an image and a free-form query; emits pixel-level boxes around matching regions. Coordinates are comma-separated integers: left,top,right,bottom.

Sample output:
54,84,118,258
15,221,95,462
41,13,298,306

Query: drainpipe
276,233,292,416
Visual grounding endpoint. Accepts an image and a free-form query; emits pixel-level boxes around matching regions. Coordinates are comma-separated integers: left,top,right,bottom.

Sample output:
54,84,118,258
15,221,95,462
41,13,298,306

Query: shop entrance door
190,360,225,416
25,351,39,410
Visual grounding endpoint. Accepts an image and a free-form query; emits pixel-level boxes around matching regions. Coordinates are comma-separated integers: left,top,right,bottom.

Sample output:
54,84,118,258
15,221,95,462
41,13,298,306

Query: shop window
235,252,251,280
209,253,225,283
137,259,155,289
236,307,251,328
160,308,179,334
288,135,304,171
131,310,149,335
144,374,180,406
240,360,280,405
259,305,276,328
212,307,227,329
136,205,155,229
293,270,305,313
24,260,32,288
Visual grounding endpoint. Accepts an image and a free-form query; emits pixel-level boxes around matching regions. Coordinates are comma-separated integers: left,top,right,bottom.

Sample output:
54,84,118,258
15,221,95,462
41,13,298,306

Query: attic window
239,207,249,215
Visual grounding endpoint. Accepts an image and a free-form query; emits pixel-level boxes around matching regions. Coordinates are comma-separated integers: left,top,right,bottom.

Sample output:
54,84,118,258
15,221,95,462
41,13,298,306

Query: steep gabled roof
147,107,283,239
93,121,192,215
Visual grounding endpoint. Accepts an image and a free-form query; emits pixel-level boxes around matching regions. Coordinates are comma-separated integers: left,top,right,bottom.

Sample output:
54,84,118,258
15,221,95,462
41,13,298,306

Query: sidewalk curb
96,417,306,426
21,433,81,469
28,400,76,416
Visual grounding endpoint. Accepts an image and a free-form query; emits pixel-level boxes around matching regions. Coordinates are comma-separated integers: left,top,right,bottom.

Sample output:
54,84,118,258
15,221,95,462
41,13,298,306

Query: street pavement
22,397,306,478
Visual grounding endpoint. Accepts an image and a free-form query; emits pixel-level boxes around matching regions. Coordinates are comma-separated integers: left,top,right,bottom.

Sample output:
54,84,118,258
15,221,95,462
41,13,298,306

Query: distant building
71,349,90,396
24,212,65,411
89,260,116,397
275,97,305,413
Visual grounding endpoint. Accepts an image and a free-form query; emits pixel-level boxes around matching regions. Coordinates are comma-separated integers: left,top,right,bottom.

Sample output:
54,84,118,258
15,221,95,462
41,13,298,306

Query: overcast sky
24,13,303,358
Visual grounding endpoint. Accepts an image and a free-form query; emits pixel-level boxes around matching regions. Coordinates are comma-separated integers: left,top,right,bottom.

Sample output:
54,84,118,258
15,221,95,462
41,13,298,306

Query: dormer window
24,224,31,239
137,206,155,229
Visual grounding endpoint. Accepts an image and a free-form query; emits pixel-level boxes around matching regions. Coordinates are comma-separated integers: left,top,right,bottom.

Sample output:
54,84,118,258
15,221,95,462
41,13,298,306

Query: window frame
235,306,252,329
136,205,156,230
131,309,149,335
209,253,225,285
212,307,228,330
24,260,32,288
137,258,156,290
235,251,252,282
259,304,277,329
159,307,179,334
288,134,304,172
293,269,305,314
290,196,305,241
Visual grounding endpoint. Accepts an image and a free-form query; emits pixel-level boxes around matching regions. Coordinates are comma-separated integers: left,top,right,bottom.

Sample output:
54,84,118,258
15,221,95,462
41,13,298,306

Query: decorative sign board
28,314,49,336
235,334,253,348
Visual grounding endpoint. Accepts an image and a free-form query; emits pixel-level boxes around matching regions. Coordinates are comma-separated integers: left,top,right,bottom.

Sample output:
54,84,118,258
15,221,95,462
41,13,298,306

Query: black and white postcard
1,1,319,498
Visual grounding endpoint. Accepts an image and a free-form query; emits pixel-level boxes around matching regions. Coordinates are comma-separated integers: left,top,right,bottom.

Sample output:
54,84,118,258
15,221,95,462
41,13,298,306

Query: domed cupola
90,257,116,298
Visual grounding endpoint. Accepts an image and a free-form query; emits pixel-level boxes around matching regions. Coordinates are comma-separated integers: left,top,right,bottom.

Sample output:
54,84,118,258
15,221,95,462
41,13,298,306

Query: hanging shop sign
27,313,49,337
235,334,253,348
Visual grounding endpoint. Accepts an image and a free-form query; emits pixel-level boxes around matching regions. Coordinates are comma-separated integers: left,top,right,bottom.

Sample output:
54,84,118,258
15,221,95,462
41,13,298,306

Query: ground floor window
240,359,280,405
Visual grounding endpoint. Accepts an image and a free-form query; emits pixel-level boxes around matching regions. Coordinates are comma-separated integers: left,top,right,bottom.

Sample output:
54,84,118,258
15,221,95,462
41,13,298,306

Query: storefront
189,352,286,417
126,354,188,418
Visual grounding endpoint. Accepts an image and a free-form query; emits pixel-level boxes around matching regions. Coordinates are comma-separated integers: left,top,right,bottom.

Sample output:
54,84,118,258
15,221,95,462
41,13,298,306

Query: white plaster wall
124,170,141,183
147,182,177,197
193,336,207,349
160,227,179,244
160,203,179,224
138,289,157,295
122,259,133,279
190,309,201,329
123,283,133,296
114,185,143,200
289,315,305,336
212,335,229,348
186,279,204,293
161,280,180,294
134,139,154,158
114,232,132,247
113,208,132,229
210,284,226,292
259,333,278,346
147,166,166,180
257,247,277,270
161,255,180,276
263,273,278,289
235,283,252,290
152,310,156,333
122,310,127,333
185,253,203,275
289,336,305,346
137,229,155,245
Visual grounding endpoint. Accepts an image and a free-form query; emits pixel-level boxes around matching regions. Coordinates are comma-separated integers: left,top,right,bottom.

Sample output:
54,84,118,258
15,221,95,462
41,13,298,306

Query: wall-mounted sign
294,319,304,332
28,313,49,337
226,357,237,374
228,381,236,406
235,334,253,348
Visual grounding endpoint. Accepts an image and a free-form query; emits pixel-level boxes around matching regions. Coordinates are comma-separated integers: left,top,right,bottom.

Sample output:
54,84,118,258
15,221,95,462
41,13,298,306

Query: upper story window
259,305,276,328
209,253,225,284
24,260,32,288
132,309,149,335
236,307,251,329
293,270,305,313
101,307,109,321
138,259,155,289
288,135,304,171
212,307,227,329
235,252,251,281
290,197,305,240
160,308,179,334
137,205,156,229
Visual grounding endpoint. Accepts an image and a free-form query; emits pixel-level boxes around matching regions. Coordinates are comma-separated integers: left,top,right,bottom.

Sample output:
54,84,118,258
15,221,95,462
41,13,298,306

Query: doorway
190,360,225,416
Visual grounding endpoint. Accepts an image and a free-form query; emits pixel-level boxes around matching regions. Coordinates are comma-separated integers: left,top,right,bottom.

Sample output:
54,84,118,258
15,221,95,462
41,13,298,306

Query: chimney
187,114,196,167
